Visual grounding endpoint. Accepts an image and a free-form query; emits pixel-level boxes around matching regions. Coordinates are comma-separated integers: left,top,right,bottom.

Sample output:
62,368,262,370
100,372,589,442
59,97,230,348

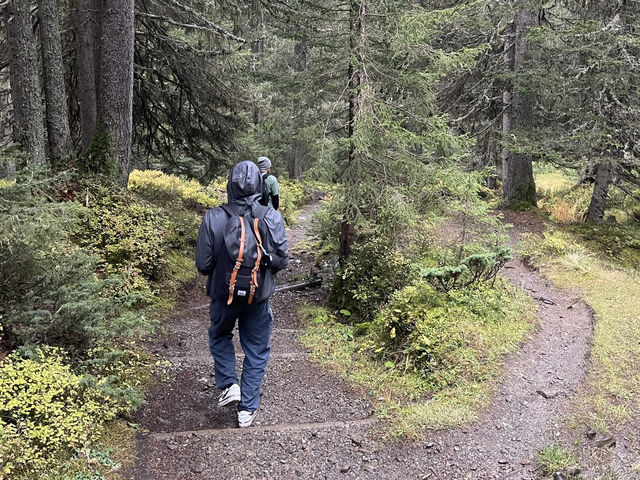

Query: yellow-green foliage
536,171,574,196
84,202,171,279
128,169,222,208
278,178,311,226
0,349,128,477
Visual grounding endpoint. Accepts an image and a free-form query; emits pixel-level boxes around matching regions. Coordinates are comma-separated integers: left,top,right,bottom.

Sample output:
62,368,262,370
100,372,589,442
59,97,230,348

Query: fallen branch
274,278,322,293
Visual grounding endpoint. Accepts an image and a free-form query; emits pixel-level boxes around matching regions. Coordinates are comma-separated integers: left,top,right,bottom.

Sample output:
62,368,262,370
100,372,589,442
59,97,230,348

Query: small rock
340,465,351,473
520,460,531,466
552,472,566,480
566,466,581,476
498,459,508,465
425,442,435,449
191,465,205,474
586,429,597,440
167,444,178,451
594,436,616,448
351,435,364,447
156,417,171,426
536,389,560,399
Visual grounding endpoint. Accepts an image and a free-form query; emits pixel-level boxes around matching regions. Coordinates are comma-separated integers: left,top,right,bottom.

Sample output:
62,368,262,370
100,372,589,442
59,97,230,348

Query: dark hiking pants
208,299,273,412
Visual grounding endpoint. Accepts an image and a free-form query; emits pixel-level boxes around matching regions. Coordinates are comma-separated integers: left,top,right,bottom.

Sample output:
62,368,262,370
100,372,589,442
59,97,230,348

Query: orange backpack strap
227,216,246,305
248,217,263,304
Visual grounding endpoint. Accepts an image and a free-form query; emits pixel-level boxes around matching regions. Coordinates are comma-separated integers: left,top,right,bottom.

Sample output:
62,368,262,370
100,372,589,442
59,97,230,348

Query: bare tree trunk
5,0,46,166
502,8,537,206
97,0,134,185
74,0,100,152
39,0,71,165
339,0,366,262
586,161,613,222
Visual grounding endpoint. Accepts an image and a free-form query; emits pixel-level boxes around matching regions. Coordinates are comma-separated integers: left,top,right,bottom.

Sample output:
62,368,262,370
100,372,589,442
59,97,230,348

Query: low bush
420,247,512,292
369,280,533,390
128,169,222,208
81,201,171,279
0,349,132,477
330,237,412,321
278,178,312,226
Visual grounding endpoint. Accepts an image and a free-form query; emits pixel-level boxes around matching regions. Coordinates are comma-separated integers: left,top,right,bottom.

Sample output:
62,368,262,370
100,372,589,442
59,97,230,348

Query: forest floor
128,204,601,480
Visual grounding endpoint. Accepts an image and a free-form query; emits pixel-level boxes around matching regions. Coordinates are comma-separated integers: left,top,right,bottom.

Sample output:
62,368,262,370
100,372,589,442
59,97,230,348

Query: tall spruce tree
5,0,46,166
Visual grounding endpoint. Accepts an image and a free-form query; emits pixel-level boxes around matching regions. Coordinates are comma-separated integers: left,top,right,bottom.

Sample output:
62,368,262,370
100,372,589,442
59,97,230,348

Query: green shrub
330,237,412,321
128,169,222,208
370,280,532,389
0,349,129,477
81,201,171,279
0,177,148,351
278,178,312,225
420,247,512,292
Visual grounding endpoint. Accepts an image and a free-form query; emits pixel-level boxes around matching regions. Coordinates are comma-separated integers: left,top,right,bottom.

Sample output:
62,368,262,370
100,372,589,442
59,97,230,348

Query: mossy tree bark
501,8,537,207
38,0,72,166
5,0,46,166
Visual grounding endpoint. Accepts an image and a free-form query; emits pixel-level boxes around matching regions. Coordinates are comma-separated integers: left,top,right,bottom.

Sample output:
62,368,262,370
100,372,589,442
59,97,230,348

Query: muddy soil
129,206,595,480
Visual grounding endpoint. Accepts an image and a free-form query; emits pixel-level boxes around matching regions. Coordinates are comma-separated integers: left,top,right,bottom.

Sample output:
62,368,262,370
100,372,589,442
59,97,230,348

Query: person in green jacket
258,156,280,210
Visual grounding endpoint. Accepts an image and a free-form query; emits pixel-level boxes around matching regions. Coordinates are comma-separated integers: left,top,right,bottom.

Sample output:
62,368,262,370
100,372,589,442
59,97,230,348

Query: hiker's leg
237,300,273,411
208,300,239,389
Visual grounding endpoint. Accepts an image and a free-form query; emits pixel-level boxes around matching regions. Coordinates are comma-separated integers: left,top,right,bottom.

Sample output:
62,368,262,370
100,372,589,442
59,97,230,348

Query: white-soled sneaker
237,409,257,428
218,383,240,407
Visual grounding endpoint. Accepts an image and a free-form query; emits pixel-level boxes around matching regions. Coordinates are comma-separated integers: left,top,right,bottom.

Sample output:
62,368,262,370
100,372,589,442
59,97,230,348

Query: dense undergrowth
301,168,536,436
0,165,311,479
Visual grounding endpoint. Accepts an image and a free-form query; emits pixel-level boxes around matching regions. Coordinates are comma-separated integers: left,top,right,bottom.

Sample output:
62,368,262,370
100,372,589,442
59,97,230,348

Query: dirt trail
129,207,593,480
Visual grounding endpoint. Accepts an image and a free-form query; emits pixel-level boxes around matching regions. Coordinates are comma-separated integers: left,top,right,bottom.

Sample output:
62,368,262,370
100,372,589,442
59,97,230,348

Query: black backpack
259,173,272,206
215,204,270,305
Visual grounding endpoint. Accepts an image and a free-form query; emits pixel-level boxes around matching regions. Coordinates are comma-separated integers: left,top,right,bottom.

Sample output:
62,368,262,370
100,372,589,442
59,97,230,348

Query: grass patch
299,281,535,438
537,443,579,477
536,171,575,196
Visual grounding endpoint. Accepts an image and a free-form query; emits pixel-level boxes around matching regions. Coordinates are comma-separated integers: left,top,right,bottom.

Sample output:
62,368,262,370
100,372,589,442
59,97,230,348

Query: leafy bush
81,201,171,279
420,247,512,292
370,280,532,389
330,237,412,321
128,169,222,208
278,178,312,226
0,349,130,477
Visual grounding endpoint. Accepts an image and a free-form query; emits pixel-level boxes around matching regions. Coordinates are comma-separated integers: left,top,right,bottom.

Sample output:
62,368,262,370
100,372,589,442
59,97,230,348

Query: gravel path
129,206,594,480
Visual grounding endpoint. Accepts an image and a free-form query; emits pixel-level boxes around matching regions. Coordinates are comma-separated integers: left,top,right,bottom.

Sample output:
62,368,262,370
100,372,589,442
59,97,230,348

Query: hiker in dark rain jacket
196,161,288,428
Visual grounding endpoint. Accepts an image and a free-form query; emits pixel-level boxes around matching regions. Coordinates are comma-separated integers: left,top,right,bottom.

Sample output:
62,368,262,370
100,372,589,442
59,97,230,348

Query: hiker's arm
271,194,279,210
195,213,215,275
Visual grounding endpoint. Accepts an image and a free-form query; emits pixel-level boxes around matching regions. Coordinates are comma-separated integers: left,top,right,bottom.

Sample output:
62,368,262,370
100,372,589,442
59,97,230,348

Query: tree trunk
586,161,613,222
5,0,46,166
502,8,537,206
339,0,365,262
96,0,135,185
39,0,71,165
74,0,101,152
